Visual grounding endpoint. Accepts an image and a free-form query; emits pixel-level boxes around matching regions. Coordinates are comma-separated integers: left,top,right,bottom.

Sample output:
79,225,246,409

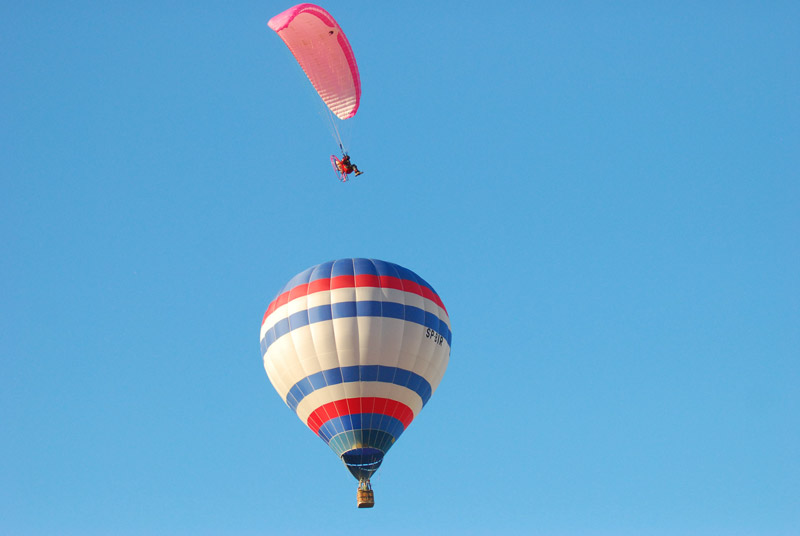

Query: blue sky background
2,2,798,535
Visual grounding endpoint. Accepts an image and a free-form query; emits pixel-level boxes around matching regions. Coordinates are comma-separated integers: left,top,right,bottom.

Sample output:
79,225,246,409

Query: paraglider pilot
341,154,363,176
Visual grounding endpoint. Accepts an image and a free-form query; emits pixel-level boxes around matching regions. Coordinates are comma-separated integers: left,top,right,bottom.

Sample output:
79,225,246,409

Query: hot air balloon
269,3,362,166
260,259,452,508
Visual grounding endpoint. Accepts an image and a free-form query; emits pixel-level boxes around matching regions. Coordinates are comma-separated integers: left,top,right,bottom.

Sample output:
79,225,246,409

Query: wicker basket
357,488,375,508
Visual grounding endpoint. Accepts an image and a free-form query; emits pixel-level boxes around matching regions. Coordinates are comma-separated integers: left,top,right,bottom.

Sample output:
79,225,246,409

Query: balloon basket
357,487,374,508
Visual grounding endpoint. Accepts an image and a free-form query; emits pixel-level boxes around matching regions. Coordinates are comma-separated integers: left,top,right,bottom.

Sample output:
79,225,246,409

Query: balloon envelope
268,4,361,120
260,259,451,481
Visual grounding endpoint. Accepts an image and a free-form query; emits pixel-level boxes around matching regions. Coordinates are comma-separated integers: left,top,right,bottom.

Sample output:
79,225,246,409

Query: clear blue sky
2,2,798,535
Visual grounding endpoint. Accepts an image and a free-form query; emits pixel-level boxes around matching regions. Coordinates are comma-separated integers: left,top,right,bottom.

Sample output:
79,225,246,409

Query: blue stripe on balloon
283,365,433,412
260,300,452,357
316,413,405,444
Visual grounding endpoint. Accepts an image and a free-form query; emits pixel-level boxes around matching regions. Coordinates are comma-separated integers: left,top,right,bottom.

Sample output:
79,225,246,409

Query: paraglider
330,153,363,182
269,4,364,179
259,259,452,507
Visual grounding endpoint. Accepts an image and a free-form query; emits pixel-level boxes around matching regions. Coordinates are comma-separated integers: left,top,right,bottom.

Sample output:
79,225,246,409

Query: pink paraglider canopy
269,4,361,120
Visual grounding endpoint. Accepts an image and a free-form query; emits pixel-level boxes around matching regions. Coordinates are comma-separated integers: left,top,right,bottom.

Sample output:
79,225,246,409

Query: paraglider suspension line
322,106,347,154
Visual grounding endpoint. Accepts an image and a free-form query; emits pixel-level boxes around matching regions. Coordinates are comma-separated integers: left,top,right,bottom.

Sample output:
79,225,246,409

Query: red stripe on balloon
378,275,403,291
307,278,329,295
306,397,415,436
262,276,447,325
330,275,355,289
